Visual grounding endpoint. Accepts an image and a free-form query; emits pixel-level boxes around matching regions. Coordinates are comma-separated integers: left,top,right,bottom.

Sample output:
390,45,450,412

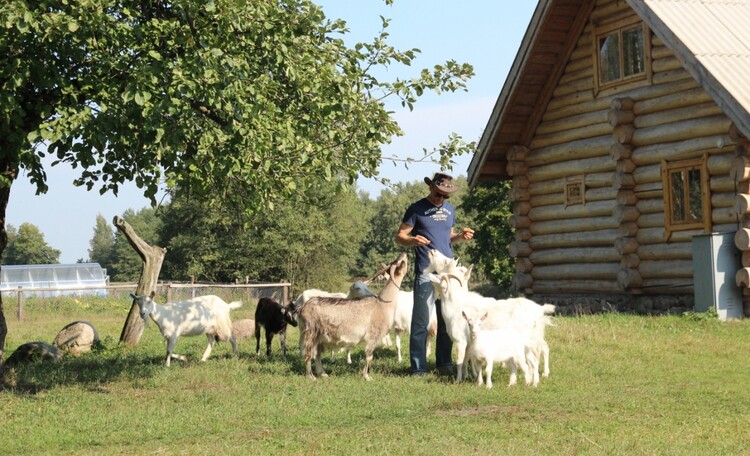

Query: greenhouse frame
0,263,109,297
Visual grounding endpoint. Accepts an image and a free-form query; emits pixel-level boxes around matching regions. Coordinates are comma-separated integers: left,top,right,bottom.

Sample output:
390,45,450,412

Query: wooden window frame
592,16,652,96
564,175,585,207
661,154,712,240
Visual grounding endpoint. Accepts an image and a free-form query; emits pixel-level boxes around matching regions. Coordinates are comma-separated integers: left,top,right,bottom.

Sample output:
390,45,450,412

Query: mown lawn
1,296,749,455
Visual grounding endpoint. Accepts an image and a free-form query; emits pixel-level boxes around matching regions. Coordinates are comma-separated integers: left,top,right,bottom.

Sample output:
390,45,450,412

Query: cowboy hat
424,173,458,193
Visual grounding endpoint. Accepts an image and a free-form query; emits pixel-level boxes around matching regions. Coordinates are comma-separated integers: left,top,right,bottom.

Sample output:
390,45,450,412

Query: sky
6,1,538,264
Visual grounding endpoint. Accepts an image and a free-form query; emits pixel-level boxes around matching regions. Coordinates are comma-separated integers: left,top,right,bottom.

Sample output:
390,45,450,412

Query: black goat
255,297,298,358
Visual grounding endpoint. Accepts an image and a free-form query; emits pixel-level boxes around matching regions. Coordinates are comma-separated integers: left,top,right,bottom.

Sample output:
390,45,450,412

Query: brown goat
299,252,409,381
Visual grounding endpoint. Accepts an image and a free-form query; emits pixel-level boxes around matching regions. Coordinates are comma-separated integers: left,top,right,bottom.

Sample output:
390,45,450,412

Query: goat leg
362,349,374,381
200,334,215,362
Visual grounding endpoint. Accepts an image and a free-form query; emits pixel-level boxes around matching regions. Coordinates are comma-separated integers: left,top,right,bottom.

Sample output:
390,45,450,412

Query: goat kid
299,252,408,381
255,297,298,359
132,292,242,367
462,310,537,389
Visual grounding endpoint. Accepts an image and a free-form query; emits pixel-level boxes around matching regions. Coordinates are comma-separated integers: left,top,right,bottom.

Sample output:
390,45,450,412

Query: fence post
17,286,23,321
167,282,172,303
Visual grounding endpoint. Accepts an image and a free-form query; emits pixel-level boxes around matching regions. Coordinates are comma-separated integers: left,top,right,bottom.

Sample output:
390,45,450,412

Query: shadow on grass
1,345,165,395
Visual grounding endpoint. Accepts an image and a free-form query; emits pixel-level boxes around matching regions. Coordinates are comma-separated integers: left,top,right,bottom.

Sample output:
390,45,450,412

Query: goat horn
445,273,464,288
367,262,391,283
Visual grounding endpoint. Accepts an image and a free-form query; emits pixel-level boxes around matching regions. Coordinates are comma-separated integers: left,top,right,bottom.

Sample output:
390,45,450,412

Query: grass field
1,296,749,455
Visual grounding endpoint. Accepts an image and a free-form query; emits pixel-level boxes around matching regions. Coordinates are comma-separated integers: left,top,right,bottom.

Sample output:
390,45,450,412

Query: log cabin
468,0,750,316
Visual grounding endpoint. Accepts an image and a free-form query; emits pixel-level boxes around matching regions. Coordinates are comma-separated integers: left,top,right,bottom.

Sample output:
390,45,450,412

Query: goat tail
228,301,243,310
541,304,556,315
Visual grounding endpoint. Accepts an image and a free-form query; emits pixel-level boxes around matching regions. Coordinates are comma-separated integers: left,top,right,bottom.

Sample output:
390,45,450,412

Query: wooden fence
1,282,292,320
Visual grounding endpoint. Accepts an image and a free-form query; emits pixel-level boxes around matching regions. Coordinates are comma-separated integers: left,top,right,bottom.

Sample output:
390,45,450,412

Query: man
394,172,474,375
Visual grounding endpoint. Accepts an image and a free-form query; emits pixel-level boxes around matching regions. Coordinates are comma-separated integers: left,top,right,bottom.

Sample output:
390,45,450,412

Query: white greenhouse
0,263,109,297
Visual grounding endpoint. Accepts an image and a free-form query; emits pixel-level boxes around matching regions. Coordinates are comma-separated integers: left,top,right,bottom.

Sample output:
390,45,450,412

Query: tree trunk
114,215,167,345
0,160,18,367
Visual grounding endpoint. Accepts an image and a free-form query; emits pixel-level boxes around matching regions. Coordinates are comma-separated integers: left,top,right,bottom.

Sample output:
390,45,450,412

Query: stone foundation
528,293,696,316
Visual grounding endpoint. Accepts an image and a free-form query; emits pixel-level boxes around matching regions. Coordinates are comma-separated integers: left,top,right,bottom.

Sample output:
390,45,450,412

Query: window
661,155,711,239
564,175,585,207
593,17,651,94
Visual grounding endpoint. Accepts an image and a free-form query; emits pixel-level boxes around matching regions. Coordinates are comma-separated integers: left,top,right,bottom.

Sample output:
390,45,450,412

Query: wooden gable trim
520,0,597,147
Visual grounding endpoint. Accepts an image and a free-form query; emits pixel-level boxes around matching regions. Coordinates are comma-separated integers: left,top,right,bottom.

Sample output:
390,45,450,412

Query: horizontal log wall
515,0,739,297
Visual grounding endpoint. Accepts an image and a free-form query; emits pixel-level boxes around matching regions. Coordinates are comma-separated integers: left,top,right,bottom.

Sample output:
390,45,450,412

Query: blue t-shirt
402,198,455,274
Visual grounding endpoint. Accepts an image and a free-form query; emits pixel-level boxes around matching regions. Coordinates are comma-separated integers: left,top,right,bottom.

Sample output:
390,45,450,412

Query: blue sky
6,1,537,263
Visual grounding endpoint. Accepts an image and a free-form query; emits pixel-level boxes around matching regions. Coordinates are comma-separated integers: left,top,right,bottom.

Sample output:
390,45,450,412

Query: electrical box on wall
692,232,743,320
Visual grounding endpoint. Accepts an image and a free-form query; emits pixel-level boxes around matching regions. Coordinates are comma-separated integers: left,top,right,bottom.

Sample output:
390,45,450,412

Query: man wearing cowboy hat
394,172,474,376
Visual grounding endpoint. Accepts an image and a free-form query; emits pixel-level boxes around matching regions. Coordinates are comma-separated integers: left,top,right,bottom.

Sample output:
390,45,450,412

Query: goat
462,310,536,389
427,273,554,383
132,292,242,367
255,297,298,359
298,253,409,380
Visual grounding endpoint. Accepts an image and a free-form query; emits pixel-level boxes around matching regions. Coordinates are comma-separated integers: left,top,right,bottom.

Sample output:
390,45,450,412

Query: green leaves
3,0,475,222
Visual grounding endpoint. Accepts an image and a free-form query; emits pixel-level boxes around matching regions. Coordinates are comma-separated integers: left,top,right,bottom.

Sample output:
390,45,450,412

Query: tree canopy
0,0,476,361
2,223,61,265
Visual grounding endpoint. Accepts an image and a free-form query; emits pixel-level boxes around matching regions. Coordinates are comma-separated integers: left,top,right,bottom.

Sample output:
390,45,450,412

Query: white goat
298,253,409,381
131,292,242,367
462,310,537,388
428,273,554,383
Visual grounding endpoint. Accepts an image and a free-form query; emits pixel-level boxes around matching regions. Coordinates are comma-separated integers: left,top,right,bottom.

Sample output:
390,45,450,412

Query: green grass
2,297,750,455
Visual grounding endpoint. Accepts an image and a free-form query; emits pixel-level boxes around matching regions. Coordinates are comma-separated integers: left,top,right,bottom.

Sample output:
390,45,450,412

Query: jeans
410,273,453,374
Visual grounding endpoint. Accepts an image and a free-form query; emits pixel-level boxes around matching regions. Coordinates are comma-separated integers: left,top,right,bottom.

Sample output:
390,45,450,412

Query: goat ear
461,310,469,321
149,291,156,298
